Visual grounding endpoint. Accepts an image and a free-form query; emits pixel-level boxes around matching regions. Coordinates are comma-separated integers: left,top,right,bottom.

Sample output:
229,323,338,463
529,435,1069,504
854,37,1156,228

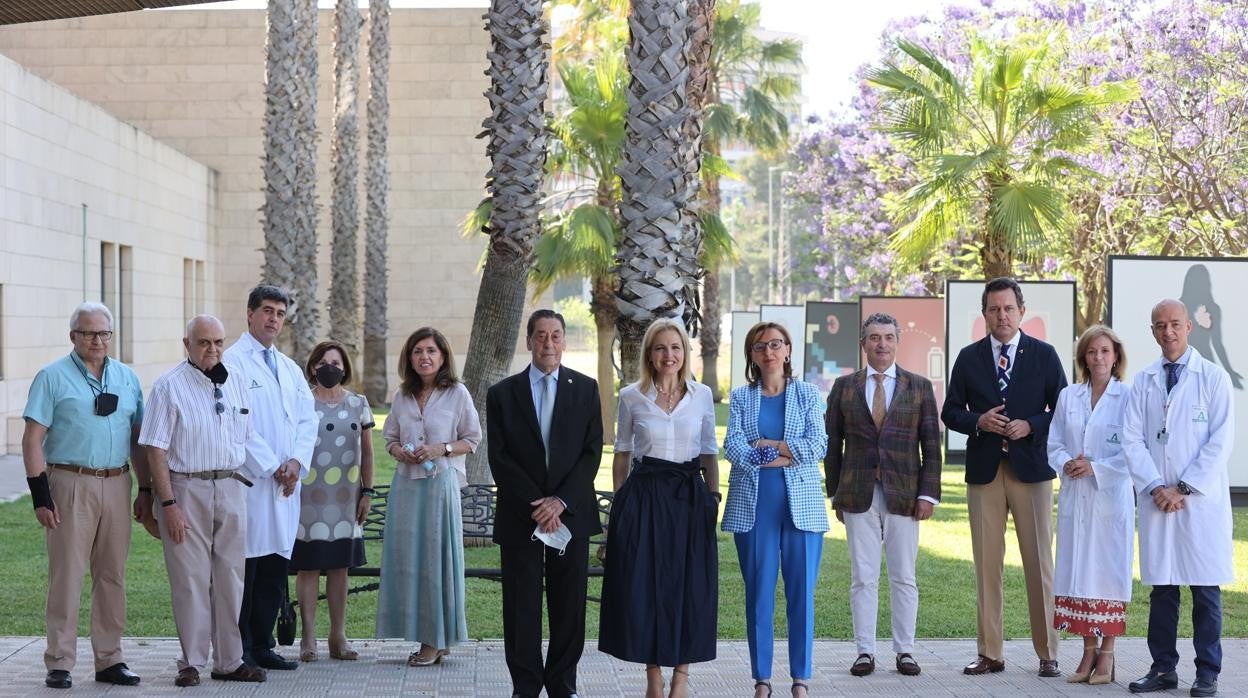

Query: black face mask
198,361,229,385
315,364,345,389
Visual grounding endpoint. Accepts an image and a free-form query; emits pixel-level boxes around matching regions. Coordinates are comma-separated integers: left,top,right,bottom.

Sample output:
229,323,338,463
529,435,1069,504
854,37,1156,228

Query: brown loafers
850,654,875,676
964,655,1005,675
210,664,267,683
174,667,200,687
896,653,921,676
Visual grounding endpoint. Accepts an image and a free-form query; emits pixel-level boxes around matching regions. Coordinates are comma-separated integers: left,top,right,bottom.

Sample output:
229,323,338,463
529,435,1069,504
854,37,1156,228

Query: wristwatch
444,442,454,456
1176,481,1193,495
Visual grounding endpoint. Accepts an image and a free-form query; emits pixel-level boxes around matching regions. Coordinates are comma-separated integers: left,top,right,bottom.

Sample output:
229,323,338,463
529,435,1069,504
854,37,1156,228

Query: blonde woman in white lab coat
1048,325,1133,685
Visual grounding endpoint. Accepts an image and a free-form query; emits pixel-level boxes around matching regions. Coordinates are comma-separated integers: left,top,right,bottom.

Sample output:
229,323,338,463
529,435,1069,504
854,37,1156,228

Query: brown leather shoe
896,653,921,676
174,667,200,687
849,654,875,676
964,655,1005,675
1039,659,1061,677
210,664,267,683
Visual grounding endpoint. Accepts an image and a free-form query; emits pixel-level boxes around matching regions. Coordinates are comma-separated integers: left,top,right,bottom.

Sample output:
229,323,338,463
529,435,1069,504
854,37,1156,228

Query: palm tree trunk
699,160,724,401
616,0,694,384
362,0,390,405
590,273,617,443
329,0,363,359
287,0,321,360
461,0,549,486
981,173,1014,279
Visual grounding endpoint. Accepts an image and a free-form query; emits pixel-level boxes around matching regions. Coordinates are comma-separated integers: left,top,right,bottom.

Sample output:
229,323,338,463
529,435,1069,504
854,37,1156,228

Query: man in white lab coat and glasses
1122,299,1233,698
224,284,318,671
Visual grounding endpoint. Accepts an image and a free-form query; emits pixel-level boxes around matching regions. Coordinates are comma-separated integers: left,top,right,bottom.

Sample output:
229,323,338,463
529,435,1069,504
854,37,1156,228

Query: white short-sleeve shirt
614,381,718,463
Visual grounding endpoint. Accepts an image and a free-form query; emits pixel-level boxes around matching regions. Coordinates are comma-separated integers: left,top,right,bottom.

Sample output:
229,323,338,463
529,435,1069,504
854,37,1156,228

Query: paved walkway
0,636,1242,696
1,454,25,503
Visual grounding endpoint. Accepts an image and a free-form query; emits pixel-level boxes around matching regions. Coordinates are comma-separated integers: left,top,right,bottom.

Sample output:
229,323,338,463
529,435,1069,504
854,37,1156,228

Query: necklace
655,383,683,413
416,385,434,410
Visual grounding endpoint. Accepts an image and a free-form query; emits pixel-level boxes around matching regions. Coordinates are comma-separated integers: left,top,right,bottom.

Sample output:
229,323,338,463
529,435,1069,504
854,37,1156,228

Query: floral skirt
1054,596,1127,637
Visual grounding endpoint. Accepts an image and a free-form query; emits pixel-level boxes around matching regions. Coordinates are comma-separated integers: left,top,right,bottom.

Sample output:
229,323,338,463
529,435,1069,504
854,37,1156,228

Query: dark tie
997,344,1012,399
1165,362,1181,393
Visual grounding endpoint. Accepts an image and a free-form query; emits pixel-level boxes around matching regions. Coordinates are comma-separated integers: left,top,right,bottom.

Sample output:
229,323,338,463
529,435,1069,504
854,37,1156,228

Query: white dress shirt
614,381,718,462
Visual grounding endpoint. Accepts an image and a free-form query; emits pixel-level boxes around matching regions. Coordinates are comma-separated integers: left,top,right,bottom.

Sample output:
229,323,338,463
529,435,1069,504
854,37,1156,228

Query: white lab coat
1122,348,1235,586
1047,380,1134,601
225,332,318,559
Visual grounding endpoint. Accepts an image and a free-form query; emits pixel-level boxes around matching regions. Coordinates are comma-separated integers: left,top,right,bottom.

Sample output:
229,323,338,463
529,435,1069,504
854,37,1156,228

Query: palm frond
991,180,1067,253
699,212,737,267
461,198,492,238
895,39,962,95
530,203,619,295
889,191,968,265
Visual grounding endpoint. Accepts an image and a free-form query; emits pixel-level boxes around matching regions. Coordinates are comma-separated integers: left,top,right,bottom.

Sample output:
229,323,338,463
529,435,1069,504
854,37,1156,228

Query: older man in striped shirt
139,315,267,687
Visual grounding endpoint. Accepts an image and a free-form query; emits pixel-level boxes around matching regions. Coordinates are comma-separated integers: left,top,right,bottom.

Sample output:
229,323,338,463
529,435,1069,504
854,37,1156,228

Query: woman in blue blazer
723,322,829,698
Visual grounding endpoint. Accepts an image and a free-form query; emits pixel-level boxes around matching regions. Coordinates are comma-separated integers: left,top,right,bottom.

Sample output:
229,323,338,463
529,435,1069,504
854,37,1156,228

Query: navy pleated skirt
598,456,718,665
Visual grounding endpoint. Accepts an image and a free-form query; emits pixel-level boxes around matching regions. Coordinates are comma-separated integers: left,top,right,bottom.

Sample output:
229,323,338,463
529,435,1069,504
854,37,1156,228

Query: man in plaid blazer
825,312,941,678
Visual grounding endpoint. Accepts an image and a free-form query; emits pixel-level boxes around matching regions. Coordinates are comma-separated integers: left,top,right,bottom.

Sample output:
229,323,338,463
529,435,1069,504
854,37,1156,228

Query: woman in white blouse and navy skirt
599,318,721,698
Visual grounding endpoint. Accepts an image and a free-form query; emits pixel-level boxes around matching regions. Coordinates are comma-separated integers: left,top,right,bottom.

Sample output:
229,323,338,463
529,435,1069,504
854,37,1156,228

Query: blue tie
1165,362,1181,394
539,374,555,466
264,347,280,383
997,344,1012,399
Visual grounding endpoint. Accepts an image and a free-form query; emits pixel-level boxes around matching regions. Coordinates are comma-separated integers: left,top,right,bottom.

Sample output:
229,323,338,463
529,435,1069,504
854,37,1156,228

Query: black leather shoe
1129,670,1179,693
45,670,72,689
1039,659,1061,677
252,649,297,671
95,663,141,686
1191,678,1218,697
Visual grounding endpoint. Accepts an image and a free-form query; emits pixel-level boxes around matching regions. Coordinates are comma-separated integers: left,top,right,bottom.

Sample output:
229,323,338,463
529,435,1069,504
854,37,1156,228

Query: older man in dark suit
826,312,942,678
487,309,603,698
943,277,1067,678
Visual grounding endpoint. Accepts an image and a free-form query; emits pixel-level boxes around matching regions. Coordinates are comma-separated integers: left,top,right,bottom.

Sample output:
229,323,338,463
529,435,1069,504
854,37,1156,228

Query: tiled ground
0,636,1242,696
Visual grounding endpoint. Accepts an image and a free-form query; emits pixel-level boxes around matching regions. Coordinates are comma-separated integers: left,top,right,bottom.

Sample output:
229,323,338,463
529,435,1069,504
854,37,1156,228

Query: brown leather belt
47,463,130,478
171,469,253,487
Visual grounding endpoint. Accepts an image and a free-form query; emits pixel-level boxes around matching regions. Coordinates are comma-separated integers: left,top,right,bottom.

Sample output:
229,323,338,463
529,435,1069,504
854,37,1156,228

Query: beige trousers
966,460,1059,662
44,467,132,672
156,475,249,673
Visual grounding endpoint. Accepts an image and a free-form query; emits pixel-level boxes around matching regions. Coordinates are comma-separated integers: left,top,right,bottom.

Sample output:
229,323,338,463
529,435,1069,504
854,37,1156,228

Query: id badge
1157,430,1169,444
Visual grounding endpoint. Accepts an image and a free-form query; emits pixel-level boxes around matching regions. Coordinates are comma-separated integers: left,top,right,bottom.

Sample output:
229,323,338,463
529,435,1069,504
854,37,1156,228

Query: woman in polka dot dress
289,340,376,663
376,327,482,667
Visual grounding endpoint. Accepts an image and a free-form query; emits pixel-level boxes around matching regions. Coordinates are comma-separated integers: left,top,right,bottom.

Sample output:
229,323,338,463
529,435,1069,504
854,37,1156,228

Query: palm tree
535,50,627,441
329,0,363,358
867,37,1135,278
698,0,800,401
262,0,319,360
460,0,550,485
362,0,391,405
615,0,695,384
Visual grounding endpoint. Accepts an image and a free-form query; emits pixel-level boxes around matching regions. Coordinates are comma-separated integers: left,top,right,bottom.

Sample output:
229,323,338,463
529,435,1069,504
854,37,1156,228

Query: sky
196,0,981,119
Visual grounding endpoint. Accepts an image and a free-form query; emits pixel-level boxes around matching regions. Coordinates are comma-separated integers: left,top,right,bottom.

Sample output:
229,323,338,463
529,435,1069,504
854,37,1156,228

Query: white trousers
844,482,919,655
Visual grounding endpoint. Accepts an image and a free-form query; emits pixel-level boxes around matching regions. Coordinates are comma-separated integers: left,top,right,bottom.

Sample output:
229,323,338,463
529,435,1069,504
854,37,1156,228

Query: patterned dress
289,391,374,571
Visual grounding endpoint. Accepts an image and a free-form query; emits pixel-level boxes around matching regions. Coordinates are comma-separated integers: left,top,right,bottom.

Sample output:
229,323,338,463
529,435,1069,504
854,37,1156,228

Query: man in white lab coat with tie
224,285,318,671
1122,299,1234,698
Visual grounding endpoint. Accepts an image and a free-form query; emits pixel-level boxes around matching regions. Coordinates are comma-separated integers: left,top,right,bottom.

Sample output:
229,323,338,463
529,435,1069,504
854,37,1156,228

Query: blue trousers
1147,585,1222,681
734,469,823,681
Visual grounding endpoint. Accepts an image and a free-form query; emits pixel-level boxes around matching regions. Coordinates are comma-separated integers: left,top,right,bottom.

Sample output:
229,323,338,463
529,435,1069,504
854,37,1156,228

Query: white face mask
532,521,572,555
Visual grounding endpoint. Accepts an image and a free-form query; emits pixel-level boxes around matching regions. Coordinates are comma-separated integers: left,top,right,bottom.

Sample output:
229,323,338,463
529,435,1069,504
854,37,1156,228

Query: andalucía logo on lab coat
1193,408,1208,423
1107,432,1121,444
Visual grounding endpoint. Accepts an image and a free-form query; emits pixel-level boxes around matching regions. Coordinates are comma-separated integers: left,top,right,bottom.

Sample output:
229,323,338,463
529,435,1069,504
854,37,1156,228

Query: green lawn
2,404,1245,640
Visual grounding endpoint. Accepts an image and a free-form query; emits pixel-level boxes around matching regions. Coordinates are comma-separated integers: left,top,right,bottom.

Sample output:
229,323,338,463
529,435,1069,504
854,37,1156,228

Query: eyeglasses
751,339,788,353
213,386,225,415
73,330,114,342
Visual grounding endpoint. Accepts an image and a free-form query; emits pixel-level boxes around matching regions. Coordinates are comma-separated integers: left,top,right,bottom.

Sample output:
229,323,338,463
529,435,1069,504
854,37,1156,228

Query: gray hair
185,314,224,338
860,312,901,343
69,302,113,331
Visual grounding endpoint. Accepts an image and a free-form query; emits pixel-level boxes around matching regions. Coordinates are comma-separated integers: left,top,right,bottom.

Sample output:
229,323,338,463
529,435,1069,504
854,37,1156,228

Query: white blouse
614,381,718,463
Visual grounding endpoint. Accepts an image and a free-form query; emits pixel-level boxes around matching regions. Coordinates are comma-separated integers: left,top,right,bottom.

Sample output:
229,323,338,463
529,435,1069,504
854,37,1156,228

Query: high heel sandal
1088,649,1115,685
299,645,319,663
1067,649,1098,683
754,680,773,698
791,681,809,697
645,665,664,698
406,646,449,666
668,667,689,698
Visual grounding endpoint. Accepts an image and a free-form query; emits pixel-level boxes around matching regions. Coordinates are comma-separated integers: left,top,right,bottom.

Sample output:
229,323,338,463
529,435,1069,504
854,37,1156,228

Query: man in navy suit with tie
942,277,1067,678
487,309,603,698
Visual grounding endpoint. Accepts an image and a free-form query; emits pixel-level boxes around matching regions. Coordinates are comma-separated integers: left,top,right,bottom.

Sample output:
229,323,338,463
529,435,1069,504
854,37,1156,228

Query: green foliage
554,296,597,352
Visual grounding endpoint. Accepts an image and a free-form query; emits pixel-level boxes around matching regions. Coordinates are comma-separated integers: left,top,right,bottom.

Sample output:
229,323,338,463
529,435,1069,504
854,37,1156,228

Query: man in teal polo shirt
22,302,148,690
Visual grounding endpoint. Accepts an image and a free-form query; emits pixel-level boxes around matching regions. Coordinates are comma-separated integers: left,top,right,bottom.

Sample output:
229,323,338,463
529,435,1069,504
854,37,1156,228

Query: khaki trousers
156,475,248,673
966,460,1058,662
44,467,132,672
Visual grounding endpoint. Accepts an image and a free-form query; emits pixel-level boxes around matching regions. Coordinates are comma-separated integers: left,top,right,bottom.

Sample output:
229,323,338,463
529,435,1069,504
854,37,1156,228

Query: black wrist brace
27,473,54,510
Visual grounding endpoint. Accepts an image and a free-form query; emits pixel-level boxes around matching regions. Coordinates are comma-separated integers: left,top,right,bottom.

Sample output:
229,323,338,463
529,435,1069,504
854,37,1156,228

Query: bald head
184,314,226,371
1150,299,1192,362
